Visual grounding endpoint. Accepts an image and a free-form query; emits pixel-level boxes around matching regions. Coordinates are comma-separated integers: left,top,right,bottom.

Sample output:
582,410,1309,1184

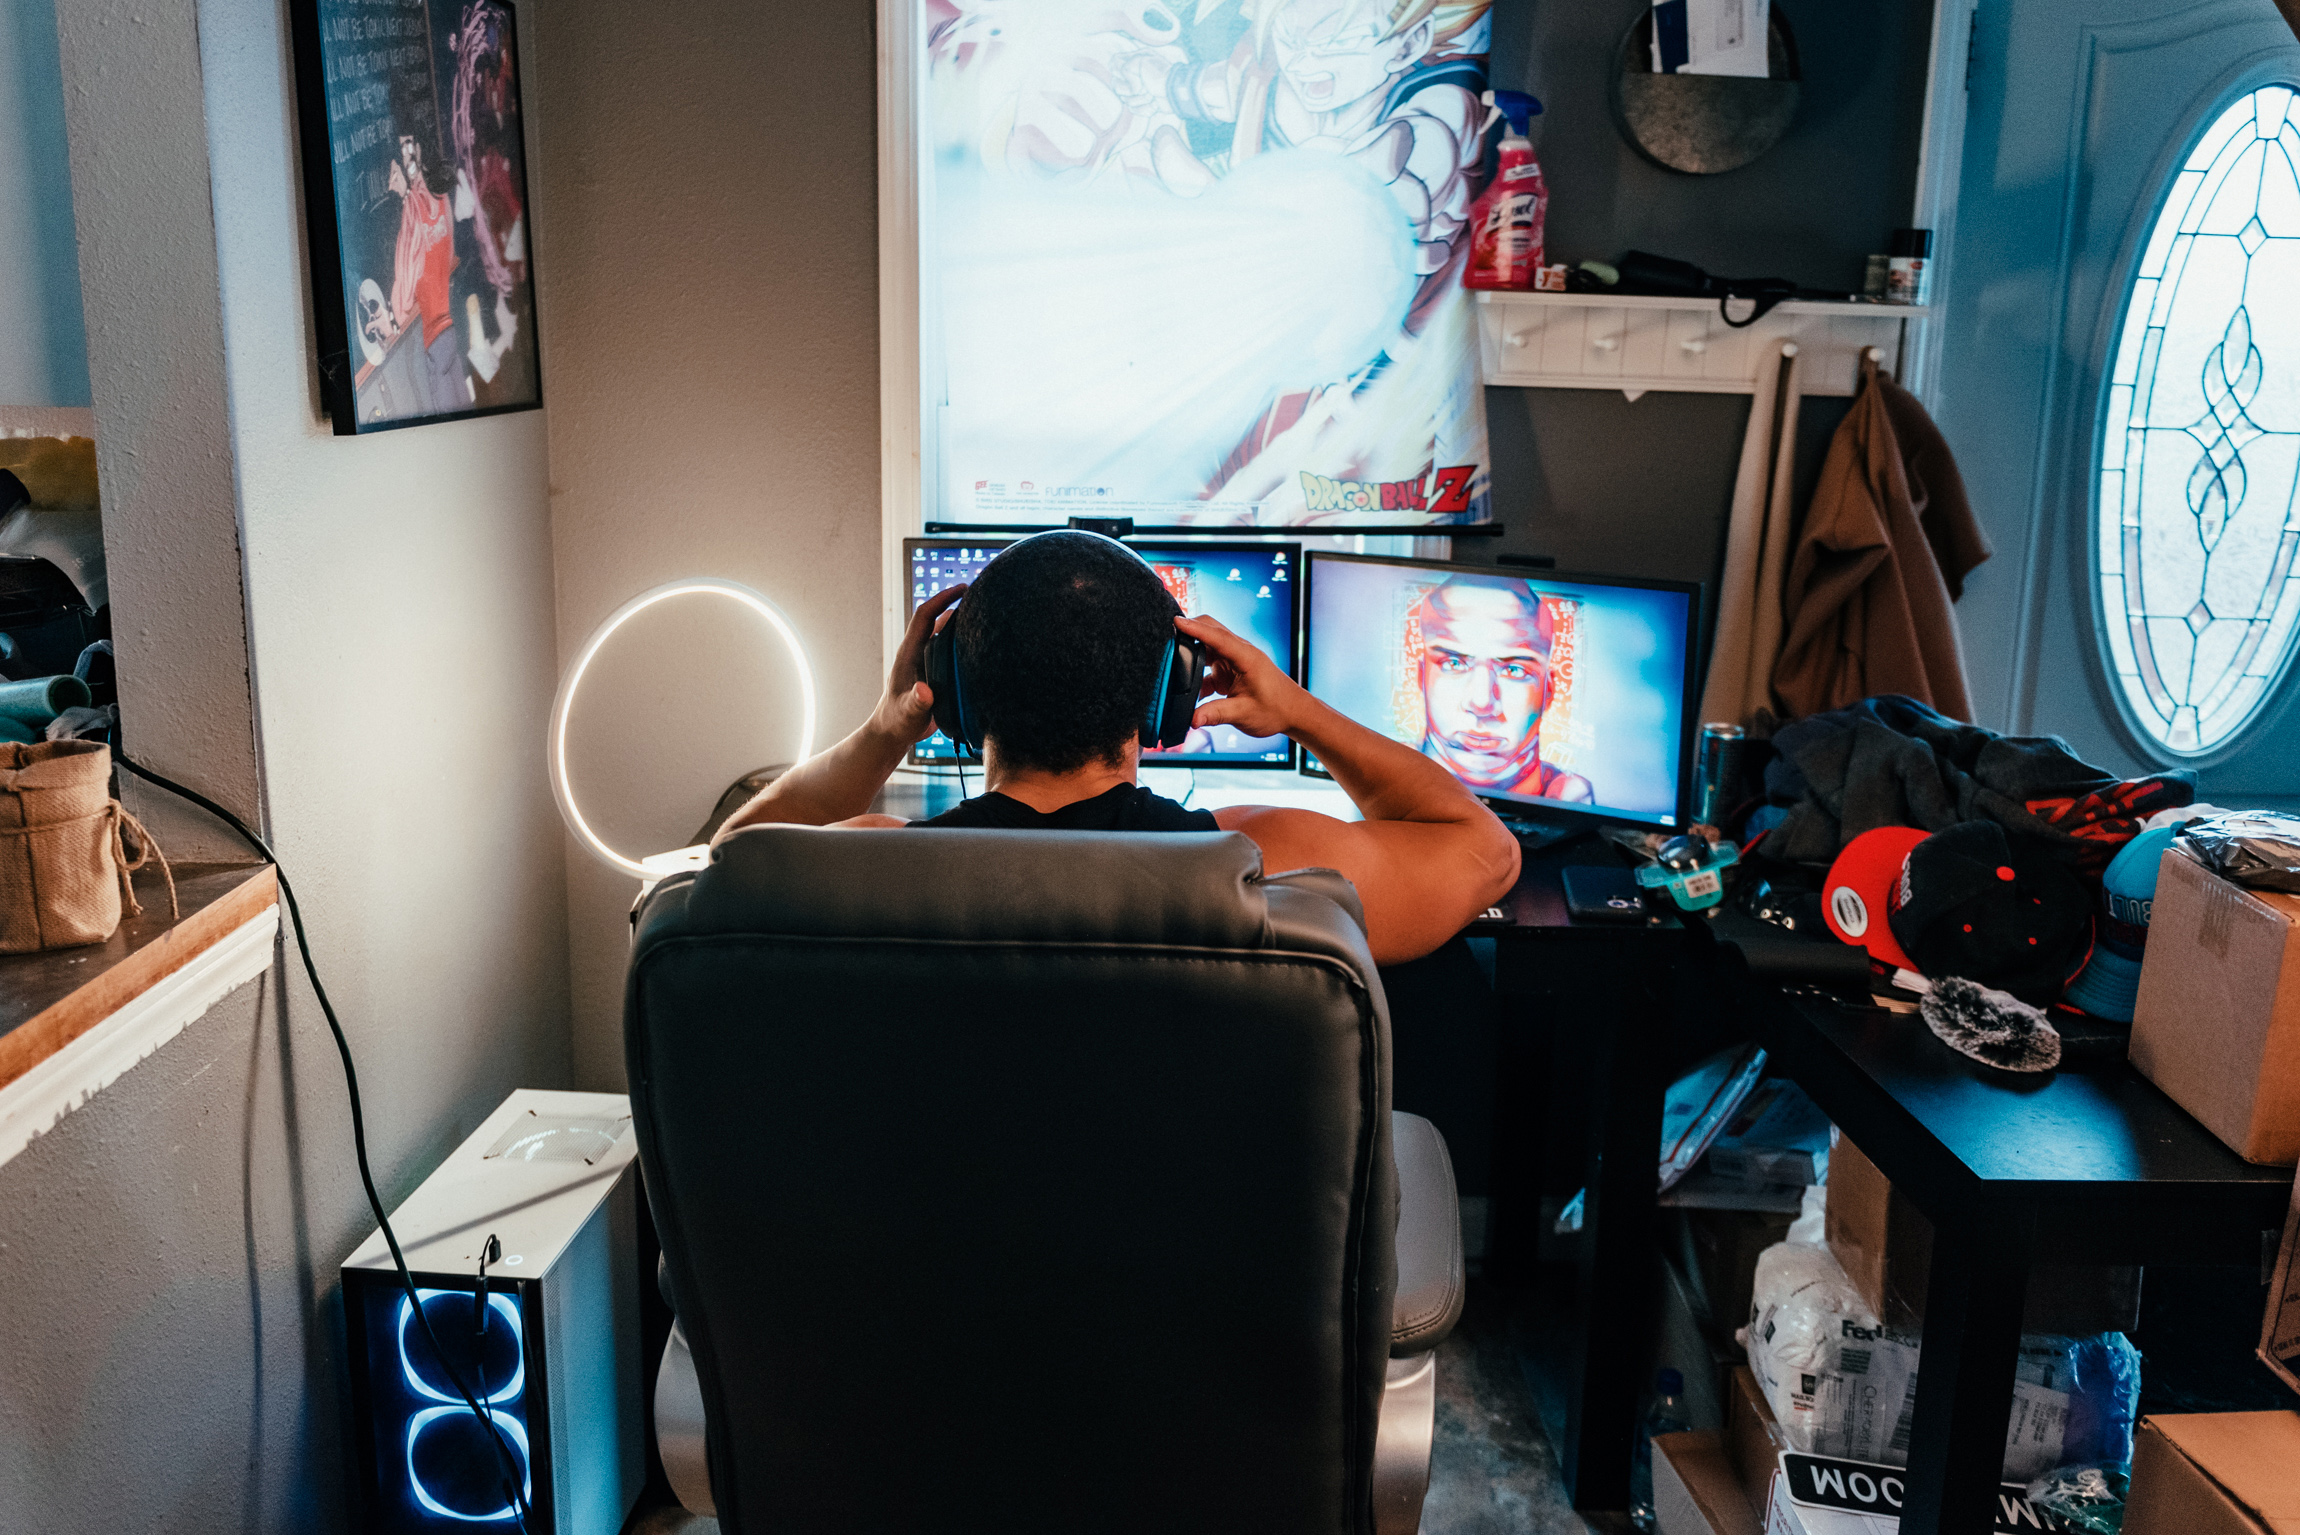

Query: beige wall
533,0,886,1087
0,0,573,1522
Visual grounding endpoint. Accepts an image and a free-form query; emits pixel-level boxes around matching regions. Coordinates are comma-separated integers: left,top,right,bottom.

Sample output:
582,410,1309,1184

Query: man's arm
713,585,962,839
1180,614,1521,964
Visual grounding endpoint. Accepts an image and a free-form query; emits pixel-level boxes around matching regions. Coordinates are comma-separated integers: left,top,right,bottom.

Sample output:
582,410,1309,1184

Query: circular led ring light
550,578,818,879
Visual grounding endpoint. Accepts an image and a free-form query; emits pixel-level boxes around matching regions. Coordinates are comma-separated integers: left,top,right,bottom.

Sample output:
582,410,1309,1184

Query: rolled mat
0,716,34,745
0,675,92,726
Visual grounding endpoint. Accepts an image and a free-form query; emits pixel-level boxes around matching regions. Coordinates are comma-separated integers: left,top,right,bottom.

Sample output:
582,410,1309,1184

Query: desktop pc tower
341,1089,644,1535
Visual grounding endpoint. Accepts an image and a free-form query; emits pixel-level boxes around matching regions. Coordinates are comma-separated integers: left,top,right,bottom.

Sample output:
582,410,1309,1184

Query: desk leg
1559,940,1668,1513
1897,1215,2031,1535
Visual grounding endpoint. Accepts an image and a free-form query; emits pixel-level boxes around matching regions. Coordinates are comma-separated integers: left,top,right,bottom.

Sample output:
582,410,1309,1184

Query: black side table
1751,987,2293,1535
1484,839,1702,1511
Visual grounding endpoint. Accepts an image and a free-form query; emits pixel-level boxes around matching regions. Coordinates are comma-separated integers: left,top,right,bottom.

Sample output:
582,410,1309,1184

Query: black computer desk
1744,982,2293,1535
1474,834,1709,1514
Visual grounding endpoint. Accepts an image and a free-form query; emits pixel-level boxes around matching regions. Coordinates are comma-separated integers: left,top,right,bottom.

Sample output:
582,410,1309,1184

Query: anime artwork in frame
294,0,540,432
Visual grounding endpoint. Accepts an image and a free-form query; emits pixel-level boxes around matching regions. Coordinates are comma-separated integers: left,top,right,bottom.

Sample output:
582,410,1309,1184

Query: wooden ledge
0,862,278,1093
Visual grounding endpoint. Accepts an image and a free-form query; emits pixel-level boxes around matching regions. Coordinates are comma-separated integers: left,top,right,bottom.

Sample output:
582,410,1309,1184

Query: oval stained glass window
2099,83,2300,756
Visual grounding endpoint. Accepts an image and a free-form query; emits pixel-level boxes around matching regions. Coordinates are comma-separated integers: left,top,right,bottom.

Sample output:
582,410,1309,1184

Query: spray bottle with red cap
1463,89,1547,291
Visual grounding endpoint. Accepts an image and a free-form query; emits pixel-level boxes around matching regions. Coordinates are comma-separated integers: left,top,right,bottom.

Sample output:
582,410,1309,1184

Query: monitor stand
1489,807,1591,854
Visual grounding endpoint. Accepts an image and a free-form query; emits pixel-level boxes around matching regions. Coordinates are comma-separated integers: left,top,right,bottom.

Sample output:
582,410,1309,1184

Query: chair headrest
681,825,1292,950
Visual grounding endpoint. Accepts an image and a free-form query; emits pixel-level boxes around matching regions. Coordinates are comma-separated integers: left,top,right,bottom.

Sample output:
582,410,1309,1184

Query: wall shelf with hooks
1475,292,1926,401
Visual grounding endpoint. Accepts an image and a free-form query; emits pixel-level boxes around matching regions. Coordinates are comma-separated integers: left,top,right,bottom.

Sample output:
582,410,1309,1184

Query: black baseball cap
1886,821,2094,1003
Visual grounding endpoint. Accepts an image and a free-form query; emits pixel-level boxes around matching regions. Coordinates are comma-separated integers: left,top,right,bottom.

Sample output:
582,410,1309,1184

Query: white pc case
342,1089,643,1535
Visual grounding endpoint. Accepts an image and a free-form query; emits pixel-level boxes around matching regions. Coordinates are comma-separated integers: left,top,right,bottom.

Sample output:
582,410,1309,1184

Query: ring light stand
549,578,818,880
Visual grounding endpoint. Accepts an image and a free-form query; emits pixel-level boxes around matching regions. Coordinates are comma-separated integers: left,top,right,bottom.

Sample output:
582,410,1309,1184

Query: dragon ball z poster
294,0,540,433
924,0,1494,527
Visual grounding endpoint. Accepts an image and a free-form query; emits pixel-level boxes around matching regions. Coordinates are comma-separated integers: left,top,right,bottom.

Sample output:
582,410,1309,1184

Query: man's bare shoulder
1212,803,1359,865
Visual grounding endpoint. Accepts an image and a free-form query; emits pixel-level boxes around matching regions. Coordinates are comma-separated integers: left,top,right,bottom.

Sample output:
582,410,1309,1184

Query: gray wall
0,0,88,408
1479,0,1936,609
532,0,884,1090
0,0,572,1526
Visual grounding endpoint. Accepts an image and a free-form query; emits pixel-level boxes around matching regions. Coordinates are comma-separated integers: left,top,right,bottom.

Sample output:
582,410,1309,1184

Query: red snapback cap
1822,825,1928,972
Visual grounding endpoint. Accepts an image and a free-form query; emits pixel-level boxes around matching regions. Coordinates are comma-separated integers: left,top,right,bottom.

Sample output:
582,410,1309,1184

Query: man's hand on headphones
1176,612,1308,740
874,584,965,744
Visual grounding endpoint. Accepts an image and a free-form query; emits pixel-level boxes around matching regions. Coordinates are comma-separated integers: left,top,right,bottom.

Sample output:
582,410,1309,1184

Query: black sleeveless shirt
913,783,1218,832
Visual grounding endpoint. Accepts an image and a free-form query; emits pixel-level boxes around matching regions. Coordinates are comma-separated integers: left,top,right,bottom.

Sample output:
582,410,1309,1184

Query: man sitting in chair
716,531,1519,963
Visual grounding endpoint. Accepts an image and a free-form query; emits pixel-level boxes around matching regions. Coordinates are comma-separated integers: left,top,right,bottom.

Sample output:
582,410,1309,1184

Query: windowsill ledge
0,862,278,1168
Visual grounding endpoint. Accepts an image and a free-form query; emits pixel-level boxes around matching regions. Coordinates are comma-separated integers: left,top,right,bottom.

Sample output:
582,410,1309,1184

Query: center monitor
903,538,1300,767
1303,552,1699,830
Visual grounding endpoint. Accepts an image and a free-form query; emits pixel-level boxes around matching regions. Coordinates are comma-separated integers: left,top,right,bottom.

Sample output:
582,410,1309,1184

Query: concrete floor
627,1284,1607,1535
1423,1285,1612,1535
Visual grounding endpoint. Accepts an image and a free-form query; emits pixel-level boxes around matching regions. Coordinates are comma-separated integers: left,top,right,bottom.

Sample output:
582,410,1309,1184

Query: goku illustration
925,0,1492,524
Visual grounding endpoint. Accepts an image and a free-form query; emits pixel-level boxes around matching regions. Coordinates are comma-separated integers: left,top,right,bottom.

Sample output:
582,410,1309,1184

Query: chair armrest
1389,1111,1464,1356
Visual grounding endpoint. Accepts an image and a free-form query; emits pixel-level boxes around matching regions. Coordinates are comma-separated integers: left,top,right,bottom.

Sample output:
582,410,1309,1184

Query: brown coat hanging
1772,355,1993,722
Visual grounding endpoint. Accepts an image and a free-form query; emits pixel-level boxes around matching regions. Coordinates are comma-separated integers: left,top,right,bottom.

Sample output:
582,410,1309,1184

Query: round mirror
1611,7,1802,176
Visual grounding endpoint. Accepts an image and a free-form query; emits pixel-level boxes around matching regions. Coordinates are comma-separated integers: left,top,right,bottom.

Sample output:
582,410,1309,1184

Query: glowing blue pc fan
343,1091,644,1535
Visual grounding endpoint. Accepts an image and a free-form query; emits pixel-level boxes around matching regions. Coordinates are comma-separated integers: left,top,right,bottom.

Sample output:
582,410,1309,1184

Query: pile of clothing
1736,694,2206,1073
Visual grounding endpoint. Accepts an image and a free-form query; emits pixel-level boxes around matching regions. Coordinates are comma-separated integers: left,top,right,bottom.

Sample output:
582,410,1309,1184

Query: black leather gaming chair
626,825,1464,1534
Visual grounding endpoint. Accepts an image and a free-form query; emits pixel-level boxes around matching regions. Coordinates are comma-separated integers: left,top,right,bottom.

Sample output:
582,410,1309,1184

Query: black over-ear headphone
920,535,1207,757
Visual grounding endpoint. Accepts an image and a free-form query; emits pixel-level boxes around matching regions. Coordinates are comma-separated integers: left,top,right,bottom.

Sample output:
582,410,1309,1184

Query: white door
1936,0,2300,803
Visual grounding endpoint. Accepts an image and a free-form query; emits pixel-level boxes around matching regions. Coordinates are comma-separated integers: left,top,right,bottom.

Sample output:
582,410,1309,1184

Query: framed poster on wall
910,0,1496,530
290,0,541,434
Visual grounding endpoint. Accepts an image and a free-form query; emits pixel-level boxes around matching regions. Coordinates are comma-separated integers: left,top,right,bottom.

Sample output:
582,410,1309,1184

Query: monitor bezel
900,536,1305,770
1298,550,1703,832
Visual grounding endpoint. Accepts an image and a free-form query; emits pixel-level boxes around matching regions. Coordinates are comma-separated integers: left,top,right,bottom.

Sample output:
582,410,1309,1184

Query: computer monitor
1302,552,1699,830
902,538,1300,767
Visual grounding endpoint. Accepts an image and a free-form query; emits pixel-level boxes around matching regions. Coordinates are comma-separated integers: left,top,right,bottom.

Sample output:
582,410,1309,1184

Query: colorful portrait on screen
1394,575,1592,802
924,0,1493,527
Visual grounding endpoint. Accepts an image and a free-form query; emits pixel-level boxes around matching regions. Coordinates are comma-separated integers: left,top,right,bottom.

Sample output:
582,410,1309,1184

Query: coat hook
1779,341,1800,358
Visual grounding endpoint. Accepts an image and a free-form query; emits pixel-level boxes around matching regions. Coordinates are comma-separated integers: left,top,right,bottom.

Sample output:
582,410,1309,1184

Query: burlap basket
0,740,176,953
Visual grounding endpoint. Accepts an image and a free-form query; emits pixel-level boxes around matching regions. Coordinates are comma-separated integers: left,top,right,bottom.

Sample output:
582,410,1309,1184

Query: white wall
0,0,573,1524
0,0,89,410
533,0,885,1087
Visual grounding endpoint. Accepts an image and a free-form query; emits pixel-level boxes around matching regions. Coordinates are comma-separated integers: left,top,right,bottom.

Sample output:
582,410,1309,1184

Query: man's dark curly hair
951,531,1181,774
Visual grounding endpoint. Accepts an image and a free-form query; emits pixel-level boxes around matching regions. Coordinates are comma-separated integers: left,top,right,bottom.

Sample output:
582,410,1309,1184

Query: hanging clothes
1772,357,1992,722
1697,343,1803,729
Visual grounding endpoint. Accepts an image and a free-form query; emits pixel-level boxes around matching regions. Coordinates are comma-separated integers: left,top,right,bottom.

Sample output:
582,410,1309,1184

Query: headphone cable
113,750,533,1533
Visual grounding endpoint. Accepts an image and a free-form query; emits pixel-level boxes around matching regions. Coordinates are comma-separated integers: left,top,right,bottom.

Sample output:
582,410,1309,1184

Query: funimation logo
1299,466,1477,516
1831,886,1870,937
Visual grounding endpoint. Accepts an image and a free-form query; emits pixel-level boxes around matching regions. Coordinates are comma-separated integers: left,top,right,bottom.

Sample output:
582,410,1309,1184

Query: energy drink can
1694,723,1747,828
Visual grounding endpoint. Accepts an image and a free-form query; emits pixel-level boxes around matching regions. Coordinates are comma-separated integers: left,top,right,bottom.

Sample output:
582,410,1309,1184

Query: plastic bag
2179,811,2300,893
1742,1241,2143,1482
2056,1331,2143,1468
2026,1462,2128,1534
1743,1241,1904,1458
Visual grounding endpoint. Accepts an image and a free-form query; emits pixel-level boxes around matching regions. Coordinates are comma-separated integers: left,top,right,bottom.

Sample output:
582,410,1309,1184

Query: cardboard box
2130,847,2300,1165
2263,1166,2300,1393
1690,1208,1798,1344
1654,1429,1763,1535
2124,1413,2300,1535
1827,1133,2141,1333
1725,1366,1789,1516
